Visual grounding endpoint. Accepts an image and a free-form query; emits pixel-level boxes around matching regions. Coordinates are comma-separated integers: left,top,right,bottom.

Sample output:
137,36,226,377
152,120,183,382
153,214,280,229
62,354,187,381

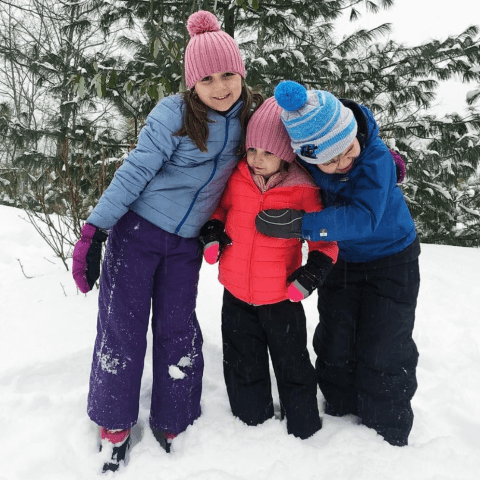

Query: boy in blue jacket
256,81,420,446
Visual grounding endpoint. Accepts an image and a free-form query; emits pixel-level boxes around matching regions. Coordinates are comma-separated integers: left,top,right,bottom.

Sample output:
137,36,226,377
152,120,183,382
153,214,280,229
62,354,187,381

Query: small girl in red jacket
199,97,338,439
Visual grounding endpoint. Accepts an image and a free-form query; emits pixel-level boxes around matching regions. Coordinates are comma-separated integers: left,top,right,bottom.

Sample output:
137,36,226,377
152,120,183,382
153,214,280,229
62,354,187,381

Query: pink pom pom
187,10,220,37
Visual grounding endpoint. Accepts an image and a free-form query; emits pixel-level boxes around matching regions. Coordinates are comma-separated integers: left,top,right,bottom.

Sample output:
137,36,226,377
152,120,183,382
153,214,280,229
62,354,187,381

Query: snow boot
100,427,131,473
151,426,177,453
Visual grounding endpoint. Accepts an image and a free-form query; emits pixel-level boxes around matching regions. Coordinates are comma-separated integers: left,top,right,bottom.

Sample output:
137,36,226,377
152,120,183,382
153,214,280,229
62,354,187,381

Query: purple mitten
72,223,108,293
390,149,406,183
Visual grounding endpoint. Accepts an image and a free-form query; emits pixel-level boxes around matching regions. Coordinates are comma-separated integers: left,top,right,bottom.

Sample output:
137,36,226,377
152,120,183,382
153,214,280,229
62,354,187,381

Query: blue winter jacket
300,103,417,262
87,95,244,238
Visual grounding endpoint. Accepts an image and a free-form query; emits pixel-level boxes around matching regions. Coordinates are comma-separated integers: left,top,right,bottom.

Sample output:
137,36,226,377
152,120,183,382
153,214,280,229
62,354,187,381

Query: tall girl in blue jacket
256,81,420,447
71,11,262,472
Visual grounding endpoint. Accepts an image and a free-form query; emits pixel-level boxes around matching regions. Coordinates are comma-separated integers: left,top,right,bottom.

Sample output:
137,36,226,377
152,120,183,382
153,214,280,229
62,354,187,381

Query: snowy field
1,204,479,480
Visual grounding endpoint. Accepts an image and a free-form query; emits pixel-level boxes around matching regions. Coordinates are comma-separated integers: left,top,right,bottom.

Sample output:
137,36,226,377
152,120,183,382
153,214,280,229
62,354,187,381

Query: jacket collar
209,98,243,121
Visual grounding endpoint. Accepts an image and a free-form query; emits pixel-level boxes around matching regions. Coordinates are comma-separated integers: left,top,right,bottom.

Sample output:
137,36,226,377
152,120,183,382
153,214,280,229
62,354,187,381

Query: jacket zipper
175,117,231,235
246,194,264,304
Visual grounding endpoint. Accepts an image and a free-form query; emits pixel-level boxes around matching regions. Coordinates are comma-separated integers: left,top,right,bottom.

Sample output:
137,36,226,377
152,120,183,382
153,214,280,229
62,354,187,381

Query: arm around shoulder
302,141,394,242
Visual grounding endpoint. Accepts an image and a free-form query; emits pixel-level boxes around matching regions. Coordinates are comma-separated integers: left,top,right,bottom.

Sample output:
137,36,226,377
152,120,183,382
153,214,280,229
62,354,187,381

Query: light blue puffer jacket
87,94,244,238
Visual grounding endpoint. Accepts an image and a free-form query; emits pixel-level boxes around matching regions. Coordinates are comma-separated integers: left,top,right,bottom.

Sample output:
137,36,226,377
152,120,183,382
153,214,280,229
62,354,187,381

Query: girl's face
316,138,361,174
194,72,242,111
247,148,285,179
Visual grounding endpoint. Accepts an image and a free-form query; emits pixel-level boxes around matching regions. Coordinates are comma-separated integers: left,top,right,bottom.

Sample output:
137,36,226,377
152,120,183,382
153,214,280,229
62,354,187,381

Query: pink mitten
287,281,307,302
203,242,220,265
198,219,231,265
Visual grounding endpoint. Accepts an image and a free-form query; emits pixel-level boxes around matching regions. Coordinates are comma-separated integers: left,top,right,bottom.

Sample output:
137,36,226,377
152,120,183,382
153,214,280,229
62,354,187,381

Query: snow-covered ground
1,204,479,479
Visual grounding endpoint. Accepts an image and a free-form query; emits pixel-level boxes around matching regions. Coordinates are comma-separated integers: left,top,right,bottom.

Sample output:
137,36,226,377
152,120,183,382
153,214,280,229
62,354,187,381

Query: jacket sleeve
301,137,394,243
87,97,184,229
301,186,339,263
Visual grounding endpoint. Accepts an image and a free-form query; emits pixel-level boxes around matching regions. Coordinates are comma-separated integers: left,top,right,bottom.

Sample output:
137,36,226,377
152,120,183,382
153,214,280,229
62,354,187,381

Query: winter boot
151,426,177,453
100,427,131,473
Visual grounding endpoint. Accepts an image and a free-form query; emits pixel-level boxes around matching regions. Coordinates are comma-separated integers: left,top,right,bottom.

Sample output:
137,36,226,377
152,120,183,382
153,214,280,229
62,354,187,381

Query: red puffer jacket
211,158,338,305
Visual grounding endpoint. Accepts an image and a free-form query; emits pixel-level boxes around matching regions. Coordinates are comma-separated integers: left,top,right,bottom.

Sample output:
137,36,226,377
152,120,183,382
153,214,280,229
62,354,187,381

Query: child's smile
336,159,355,173
195,72,242,111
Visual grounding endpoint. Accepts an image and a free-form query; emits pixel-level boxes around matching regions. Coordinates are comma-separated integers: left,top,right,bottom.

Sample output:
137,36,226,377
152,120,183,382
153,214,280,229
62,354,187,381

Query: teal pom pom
274,81,308,111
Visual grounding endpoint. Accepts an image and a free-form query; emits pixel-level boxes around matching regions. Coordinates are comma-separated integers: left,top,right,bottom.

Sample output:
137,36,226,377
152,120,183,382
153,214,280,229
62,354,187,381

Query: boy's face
316,138,361,174
247,148,284,179
194,72,242,111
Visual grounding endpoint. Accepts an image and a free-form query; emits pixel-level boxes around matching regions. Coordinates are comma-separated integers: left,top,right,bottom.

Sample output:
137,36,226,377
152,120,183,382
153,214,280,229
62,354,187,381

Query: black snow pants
313,239,420,446
221,288,322,439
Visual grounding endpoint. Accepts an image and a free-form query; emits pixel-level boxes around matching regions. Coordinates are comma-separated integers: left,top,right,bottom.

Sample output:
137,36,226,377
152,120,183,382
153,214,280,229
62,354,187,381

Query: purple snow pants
87,211,203,434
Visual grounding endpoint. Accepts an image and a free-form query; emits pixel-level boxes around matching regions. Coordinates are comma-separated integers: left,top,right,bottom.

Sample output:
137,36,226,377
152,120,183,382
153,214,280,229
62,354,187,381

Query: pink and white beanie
246,97,296,163
185,10,246,89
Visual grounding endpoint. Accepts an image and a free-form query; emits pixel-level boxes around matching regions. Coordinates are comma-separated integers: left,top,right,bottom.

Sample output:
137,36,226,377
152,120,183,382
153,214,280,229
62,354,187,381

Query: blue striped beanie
274,80,357,165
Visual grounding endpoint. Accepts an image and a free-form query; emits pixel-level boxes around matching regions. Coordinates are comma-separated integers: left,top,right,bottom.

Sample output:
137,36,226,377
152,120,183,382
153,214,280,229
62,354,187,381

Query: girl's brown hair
174,79,264,154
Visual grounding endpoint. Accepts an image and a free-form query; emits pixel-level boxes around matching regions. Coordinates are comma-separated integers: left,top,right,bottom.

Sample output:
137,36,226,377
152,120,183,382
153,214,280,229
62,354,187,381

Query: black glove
287,251,334,301
198,219,232,264
255,208,305,239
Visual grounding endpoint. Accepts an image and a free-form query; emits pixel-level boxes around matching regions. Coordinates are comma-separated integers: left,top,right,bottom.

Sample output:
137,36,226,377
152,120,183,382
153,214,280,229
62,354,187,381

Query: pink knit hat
246,97,296,163
185,11,246,89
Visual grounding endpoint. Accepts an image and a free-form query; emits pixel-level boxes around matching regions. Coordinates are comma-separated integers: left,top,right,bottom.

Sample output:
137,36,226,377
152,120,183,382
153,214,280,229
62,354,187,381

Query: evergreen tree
89,0,480,246
3,0,480,249
0,0,128,267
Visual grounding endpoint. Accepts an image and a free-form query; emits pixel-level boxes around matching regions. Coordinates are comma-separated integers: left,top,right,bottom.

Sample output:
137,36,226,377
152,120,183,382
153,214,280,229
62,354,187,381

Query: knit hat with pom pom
246,97,296,163
185,10,246,89
274,80,357,165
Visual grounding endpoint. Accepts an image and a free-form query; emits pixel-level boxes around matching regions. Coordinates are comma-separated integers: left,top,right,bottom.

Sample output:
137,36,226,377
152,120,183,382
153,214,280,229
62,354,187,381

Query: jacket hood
340,99,374,151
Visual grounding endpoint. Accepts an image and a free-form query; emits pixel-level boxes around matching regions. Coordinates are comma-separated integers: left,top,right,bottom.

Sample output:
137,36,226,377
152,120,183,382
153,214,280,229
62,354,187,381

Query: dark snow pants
87,211,203,434
221,289,322,439
313,240,420,446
